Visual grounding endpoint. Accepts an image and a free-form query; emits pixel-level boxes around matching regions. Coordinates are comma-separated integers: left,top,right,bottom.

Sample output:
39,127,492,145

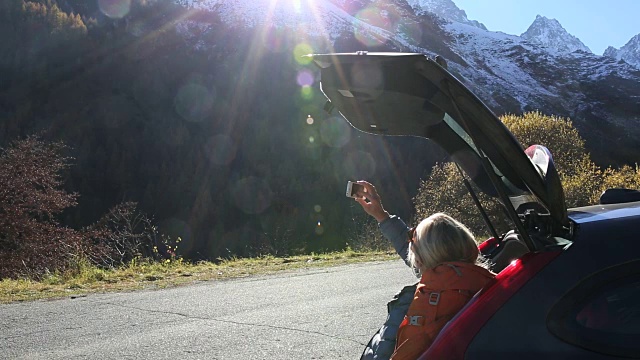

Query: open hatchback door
310,52,573,250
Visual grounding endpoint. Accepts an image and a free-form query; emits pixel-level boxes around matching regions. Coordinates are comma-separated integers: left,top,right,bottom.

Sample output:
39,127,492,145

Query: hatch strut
454,163,499,240
442,80,538,252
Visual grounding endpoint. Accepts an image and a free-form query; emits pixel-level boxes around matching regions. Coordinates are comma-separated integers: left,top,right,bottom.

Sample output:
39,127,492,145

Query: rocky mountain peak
603,33,640,68
603,46,619,58
174,0,640,166
521,15,591,53
405,0,486,30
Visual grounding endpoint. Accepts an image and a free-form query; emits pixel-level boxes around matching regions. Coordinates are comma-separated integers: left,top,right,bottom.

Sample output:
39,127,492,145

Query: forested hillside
0,0,438,260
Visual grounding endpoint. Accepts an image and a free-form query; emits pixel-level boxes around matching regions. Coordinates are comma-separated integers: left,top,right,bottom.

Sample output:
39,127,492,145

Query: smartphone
346,181,365,198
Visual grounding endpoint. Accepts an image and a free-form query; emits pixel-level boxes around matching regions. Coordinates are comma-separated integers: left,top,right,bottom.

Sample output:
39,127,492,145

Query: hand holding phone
346,181,365,198
347,180,390,223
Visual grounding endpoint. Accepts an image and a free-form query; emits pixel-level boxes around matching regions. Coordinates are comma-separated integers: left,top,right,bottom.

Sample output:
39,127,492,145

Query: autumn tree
500,112,588,178
0,136,83,278
501,112,639,207
413,162,510,236
0,136,174,279
413,112,639,237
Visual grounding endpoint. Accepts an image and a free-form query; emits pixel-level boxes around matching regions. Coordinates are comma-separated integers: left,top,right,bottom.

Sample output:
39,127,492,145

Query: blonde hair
408,213,480,273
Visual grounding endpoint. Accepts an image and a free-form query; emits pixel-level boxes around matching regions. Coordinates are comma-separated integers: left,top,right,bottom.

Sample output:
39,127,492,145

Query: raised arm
353,181,411,268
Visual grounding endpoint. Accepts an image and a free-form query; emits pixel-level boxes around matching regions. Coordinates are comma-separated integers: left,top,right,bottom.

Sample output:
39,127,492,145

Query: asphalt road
1,260,417,359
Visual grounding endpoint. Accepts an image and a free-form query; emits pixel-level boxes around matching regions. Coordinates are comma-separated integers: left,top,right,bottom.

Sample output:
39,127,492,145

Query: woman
354,181,495,360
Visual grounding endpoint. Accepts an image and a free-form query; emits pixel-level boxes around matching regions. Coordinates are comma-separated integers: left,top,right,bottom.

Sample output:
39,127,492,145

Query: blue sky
452,0,640,55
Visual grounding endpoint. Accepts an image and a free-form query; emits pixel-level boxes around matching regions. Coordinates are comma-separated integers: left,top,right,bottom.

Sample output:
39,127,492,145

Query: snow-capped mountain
604,34,640,68
176,0,389,41
521,15,591,53
175,0,639,165
405,0,486,30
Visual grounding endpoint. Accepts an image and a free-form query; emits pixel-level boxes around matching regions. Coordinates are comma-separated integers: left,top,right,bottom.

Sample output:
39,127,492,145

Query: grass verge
0,250,397,304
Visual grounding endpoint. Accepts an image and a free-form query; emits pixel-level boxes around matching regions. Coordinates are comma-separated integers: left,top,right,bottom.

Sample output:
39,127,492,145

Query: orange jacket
391,262,495,360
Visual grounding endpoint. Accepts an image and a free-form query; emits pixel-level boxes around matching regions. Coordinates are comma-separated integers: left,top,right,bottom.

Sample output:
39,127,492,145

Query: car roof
310,52,568,230
568,201,640,224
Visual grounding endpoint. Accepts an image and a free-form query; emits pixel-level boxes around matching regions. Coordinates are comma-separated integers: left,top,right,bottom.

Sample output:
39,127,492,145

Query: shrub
413,112,638,237
0,136,83,279
347,213,393,252
413,162,511,237
82,202,172,268
596,164,640,203
0,136,171,279
501,112,588,178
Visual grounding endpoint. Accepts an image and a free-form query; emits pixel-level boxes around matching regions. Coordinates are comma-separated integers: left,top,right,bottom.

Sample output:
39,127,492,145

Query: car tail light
478,237,498,254
418,250,562,360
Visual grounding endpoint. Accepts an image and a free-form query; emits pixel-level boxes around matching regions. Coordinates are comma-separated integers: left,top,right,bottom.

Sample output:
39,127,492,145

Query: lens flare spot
297,70,314,87
343,150,377,179
293,43,314,65
299,105,317,119
306,115,314,125
314,205,322,212
231,177,273,215
357,7,393,30
263,26,285,53
300,86,314,100
352,62,384,92
205,134,237,165
98,0,131,19
309,136,315,143
354,7,389,47
320,116,351,148
174,83,214,122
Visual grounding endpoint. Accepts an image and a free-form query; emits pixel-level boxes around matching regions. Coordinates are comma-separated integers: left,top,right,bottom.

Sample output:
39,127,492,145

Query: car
309,52,640,359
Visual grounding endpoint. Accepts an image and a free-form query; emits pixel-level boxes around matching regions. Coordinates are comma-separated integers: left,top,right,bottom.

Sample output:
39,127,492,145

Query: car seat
484,231,530,273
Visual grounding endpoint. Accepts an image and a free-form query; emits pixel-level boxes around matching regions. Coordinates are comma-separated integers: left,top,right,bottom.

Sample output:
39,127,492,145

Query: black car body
310,52,640,359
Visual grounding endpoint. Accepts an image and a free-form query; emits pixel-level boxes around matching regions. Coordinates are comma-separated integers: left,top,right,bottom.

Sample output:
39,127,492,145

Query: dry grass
0,250,397,303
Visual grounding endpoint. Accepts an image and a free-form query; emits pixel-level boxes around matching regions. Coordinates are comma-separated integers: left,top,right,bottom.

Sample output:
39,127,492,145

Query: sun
273,0,318,11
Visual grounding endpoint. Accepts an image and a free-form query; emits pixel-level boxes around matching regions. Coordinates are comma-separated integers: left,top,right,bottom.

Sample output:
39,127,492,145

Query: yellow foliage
501,111,587,178
561,156,604,208
413,112,638,236
21,0,87,39
598,164,640,202
413,162,512,237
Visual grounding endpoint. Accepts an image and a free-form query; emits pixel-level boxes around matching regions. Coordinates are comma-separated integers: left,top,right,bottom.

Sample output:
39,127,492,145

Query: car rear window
547,261,640,357
575,278,640,334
